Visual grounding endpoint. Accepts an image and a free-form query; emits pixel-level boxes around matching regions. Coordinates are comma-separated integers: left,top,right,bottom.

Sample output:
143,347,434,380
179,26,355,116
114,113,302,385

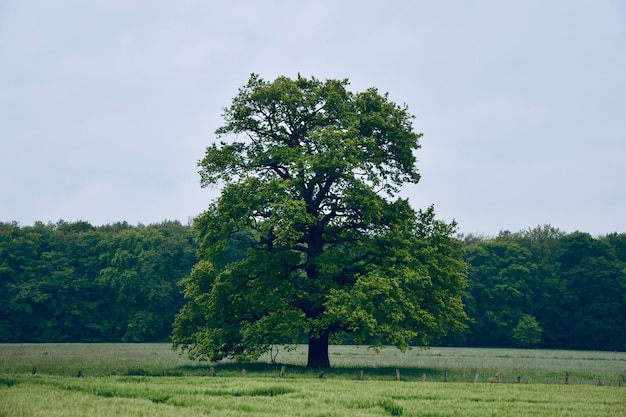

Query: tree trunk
307,330,330,369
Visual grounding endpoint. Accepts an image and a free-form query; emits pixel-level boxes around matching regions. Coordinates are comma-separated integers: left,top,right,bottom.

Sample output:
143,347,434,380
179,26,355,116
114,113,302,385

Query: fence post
422,373,426,382
209,367,215,377
474,373,479,383
517,376,521,384
443,370,448,382
565,372,569,384
396,369,401,381
241,369,246,377
280,366,286,378
359,370,364,381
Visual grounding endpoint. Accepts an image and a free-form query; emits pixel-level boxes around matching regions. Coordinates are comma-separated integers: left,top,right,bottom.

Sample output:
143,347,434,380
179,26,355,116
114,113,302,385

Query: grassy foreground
1,344,625,417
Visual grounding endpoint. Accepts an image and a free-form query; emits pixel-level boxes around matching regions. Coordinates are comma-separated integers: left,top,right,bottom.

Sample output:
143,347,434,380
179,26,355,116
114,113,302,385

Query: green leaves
198,142,246,185
175,74,466,367
0,221,197,343
461,227,626,351
511,314,542,348
201,74,421,194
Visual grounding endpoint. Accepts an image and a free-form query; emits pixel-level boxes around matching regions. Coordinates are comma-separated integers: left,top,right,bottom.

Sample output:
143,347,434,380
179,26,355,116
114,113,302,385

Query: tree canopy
457,226,626,350
172,74,468,368
0,220,196,342
2,219,624,351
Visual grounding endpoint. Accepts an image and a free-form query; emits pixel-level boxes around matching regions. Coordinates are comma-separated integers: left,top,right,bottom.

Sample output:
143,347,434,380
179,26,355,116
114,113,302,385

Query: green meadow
1,344,625,416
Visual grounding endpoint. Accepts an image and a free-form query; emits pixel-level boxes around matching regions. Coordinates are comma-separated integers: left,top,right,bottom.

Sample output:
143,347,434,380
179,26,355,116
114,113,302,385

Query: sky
1,0,625,237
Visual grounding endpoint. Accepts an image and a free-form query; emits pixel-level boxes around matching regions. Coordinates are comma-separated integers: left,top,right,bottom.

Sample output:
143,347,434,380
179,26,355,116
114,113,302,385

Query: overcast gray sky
1,0,625,236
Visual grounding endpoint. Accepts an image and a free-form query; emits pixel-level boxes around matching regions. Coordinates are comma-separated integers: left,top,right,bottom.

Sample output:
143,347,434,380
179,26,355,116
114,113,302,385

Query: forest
1,221,625,351
0,220,196,343
456,225,626,351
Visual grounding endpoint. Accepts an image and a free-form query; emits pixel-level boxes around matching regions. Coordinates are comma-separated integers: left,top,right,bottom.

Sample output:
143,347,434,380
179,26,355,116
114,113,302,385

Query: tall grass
0,343,195,377
1,344,625,416
1,375,624,417
1,344,625,386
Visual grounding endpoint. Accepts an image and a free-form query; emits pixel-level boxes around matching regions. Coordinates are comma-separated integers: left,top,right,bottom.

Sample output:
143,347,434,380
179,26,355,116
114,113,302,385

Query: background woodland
1,222,624,351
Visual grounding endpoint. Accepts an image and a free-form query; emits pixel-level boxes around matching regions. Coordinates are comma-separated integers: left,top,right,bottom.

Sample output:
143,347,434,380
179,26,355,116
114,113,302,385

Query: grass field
1,344,625,416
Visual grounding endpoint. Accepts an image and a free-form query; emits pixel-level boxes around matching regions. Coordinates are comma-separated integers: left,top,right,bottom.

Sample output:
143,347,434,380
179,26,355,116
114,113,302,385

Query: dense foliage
1,219,624,351
172,74,468,368
453,225,626,351
3,346,625,417
0,220,196,342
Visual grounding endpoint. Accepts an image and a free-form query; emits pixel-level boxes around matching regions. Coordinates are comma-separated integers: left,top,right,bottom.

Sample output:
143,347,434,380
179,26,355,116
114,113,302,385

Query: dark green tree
172,74,468,368
557,232,626,350
602,233,626,263
511,314,542,348
0,221,104,342
463,239,538,347
98,221,196,342
0,222,42,341
508,225,568,348
460,227,626,350
0,220,196,343
39,221,105,341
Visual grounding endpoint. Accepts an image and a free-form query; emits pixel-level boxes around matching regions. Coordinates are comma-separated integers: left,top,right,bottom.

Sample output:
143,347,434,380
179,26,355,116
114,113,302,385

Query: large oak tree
172,74,468,368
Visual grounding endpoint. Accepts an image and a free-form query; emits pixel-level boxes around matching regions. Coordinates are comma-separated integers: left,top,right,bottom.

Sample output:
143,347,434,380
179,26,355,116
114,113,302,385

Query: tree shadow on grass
166,362,451,382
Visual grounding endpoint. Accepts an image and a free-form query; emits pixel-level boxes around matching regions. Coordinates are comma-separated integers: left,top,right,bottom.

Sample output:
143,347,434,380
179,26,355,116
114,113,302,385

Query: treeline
2,221,625,351
448,225,626,351
0,220,196,342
